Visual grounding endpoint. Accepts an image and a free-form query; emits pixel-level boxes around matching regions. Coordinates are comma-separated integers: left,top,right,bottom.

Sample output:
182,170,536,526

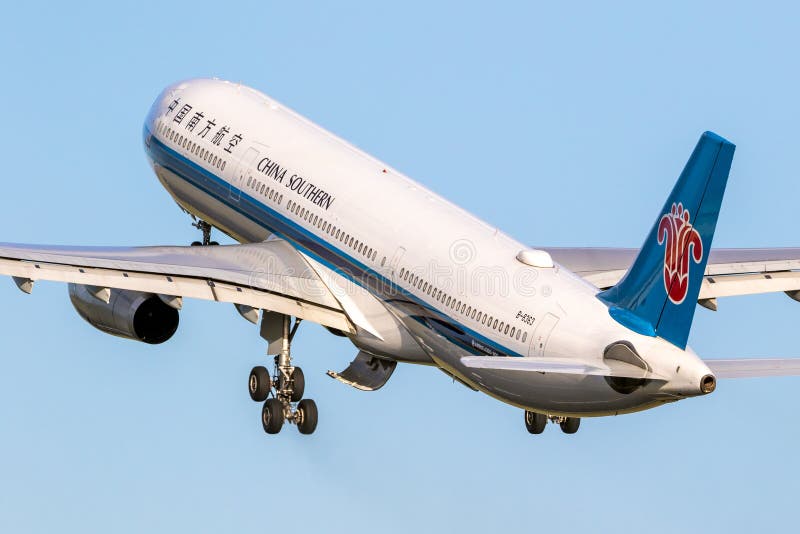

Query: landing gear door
528,312,559,357
231,147,260,202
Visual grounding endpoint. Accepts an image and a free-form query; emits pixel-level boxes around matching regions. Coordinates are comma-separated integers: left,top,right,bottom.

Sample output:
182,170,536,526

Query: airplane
2,78,800,436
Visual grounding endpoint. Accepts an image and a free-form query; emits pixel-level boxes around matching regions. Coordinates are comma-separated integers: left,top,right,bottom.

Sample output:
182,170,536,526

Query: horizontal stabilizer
461,356,665,380
704,358,800,378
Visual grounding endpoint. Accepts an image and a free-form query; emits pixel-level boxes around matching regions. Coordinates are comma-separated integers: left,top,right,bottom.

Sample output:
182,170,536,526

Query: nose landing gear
190,220,219,246
248,315,318,436
524,411,581,435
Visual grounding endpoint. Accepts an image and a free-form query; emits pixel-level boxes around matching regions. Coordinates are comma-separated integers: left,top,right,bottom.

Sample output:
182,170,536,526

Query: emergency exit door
230,147,260,202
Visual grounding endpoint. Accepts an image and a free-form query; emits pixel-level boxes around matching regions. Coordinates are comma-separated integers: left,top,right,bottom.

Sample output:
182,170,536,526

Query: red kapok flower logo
657,202,703,304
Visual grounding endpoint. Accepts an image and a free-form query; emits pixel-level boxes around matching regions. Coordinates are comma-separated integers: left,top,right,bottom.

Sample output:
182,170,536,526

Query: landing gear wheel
289,367,305,402
190,241,202,247
262,398,284,434
297,399,318,435
560,417,580,434
209,241,219,246
248,366,271,402
524,411,547,434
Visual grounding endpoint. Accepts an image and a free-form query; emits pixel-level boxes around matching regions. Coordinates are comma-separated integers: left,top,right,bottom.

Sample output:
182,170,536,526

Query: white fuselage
143,79,712,417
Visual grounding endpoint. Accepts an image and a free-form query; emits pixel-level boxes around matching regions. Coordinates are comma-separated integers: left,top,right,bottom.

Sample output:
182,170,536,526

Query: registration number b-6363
516,311,535,326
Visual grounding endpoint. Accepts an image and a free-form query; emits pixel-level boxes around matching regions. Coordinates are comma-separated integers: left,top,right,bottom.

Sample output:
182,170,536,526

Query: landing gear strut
248,315,318,435
523,411,581,435
190,220,219,246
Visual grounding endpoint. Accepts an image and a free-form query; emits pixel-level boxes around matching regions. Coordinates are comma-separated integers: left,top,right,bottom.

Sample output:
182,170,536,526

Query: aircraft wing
544,247,800,302
0,239,353,332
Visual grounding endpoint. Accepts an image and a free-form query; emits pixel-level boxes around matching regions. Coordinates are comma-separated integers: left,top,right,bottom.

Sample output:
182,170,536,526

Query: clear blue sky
0,1,798,532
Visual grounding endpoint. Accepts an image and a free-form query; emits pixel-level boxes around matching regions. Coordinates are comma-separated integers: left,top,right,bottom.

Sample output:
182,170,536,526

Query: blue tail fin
598,131,735,349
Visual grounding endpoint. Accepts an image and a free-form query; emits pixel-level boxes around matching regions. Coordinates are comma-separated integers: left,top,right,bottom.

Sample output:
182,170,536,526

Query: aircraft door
528,312,559,357
231,147,260,202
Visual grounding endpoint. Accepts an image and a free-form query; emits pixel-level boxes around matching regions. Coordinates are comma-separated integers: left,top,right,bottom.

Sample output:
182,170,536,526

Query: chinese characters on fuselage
166,99,245,155
165,98,335,211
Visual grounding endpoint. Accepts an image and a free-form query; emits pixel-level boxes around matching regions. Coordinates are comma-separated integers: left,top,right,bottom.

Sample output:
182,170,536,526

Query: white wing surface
545,247,800,300
0,240,353,332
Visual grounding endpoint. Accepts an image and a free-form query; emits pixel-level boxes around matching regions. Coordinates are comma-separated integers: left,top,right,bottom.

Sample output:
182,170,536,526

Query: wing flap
699,271,800,299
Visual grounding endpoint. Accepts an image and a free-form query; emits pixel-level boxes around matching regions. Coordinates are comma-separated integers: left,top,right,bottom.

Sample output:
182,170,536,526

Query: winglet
598,132,735,349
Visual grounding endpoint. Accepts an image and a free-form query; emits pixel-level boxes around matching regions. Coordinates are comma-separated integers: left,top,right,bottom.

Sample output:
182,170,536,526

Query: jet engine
68,284,179,344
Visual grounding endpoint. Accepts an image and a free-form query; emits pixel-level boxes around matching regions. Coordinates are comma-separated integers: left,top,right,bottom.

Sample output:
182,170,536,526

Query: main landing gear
248,315,318,435
190,220,219,246
524,411,581,435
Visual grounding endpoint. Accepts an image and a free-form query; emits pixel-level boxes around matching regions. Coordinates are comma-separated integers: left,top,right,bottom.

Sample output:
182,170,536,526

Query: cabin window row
286,199,378,263
398,267,528,344
246,175,284,205
159,121,226,172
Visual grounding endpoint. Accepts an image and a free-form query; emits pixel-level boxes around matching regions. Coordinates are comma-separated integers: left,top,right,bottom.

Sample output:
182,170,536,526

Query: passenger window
522,332,527,342
505,324,510,335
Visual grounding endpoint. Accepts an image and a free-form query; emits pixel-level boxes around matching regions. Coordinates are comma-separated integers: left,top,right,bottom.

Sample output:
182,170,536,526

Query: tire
262,398,284,434
190,241,202,247
209,241,219,246
560,417,580,434
290,367,305,402
524,411,547,434
280,367,305,402
248,366,271,402
297,399,318,435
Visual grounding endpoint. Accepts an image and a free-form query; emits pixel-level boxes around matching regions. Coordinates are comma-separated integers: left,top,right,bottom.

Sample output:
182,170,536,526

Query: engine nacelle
68,284,179,344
